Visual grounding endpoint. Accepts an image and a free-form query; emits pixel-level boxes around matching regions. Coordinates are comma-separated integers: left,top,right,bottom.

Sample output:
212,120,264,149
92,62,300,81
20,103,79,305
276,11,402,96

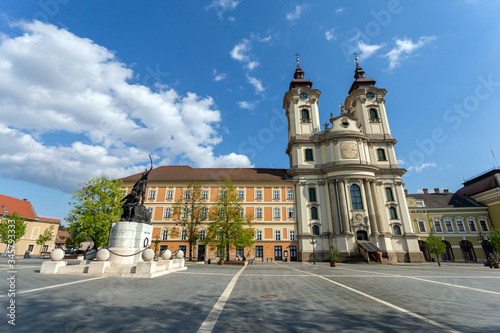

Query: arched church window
301,109,310,120
393,225,401,235
350,184,363,210
369,108,378,119
311,207,318,219
389,207,398,219
312,225,320,235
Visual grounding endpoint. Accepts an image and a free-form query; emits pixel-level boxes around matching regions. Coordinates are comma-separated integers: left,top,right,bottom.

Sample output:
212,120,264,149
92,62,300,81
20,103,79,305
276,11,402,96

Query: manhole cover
260,294,279,298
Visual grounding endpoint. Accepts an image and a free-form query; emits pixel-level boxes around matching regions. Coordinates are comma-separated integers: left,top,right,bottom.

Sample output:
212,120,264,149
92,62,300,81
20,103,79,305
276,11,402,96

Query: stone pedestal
108,221,153,265
40,261,67,274
88,261,111,275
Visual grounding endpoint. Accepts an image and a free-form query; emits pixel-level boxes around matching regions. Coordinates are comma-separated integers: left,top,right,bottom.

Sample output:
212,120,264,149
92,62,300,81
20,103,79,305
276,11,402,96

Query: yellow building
120,166,298,262
0,194,60,256
407,188,492,262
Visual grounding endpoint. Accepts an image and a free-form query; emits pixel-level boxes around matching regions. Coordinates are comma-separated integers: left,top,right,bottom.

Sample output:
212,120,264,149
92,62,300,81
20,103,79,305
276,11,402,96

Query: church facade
283,58,423,263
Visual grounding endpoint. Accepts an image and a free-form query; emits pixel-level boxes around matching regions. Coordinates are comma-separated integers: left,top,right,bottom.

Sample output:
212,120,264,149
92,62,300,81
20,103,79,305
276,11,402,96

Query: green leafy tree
36,225,55,252
65,176,124,250
205,180,255,261
172,183,207,259
425,233,447,266
0,211,27,250
489,228,500,253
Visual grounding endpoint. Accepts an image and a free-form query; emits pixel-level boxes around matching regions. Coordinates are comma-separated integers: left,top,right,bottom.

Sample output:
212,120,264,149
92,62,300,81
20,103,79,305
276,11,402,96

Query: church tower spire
289,56,313,90
348,57,376,94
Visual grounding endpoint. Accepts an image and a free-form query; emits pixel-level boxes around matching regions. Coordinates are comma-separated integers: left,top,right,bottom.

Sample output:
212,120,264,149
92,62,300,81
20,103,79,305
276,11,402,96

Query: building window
385,188,394,201
184,190,191,199
456,220,465,232
377,149,387,161
42,245,49,252
312,225,320,236
311,207,318,219
479,220,488,231
167,190,174,200
255,245,263,258
301,109,310,120
201,208,207,219
256,230,262,241
180,230,187,241
460,240,476,261
256,190,262,200
202,190,209,200
418,221,426,232
305,149,314,161
273,190,280,200
178,245,187,257
445,220,453,232
199,229,206,241
369,108,378,119
256,208,262,219
350,184,363,210
148,189,156,200
160,245,168,254
289,230,296,241
219,190,227,199
287,189,294,200
434,220,442,232
467,220,476,232
161,229,168,240
164,208,171,218
147,208,153,217
27,244,34,252
274,208,280,219
238,190,244,200
389,207,398,219
182,208,188,218
240,208,244,217
288,208,294,218
2,205,7,213
275,230,281,241
309,187,317,202
393,225,402,235
236,246,244,257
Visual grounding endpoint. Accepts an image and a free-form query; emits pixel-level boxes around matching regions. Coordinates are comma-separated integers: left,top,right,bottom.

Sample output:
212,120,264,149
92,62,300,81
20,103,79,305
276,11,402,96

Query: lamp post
310,237,317,265
478,232,492,268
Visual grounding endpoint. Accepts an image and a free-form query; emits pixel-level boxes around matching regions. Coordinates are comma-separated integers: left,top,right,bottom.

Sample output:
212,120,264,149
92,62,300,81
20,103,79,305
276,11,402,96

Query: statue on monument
120,156,153,224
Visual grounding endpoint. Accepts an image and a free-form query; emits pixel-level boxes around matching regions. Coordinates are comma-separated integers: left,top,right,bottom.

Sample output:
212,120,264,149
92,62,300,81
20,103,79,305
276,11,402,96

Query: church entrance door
356,230,368,241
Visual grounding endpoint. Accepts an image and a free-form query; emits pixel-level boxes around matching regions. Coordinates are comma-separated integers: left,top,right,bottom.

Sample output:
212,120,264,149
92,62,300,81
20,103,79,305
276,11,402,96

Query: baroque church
120,58,425,263
284,57,423,263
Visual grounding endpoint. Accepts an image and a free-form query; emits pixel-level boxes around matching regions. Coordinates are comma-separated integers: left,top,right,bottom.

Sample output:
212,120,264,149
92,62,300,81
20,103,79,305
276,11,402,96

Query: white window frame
467,218,477,232
287,189,294,200
275,230,281,241
167,190,174,200
240,208,244,217
182,208,189,218
288,208,294,219
164,208,171,218
256,230,262,241
184,190,191,200
274,208,280,219
147,207,153,216
201,208,207,219
433,218,442,232
256,190,262,200
180,230,187,241
273,190,280,200
238,190,244,200
289,230,296,241
161,229,168,240
479,219,489,232
148,189,156,200
199,229,206,240
456,219,465,232
444,219,453,232
202,190,209,200
31,227,40,239
417,220,426,232
256,208,262,219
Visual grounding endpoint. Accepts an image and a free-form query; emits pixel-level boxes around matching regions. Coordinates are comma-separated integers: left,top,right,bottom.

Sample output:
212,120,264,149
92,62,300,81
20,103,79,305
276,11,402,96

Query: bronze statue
120,156,153,224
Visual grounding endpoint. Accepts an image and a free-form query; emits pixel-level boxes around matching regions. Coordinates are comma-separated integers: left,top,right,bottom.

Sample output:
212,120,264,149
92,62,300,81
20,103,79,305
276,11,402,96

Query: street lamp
478,232,492,268
310,237,317,265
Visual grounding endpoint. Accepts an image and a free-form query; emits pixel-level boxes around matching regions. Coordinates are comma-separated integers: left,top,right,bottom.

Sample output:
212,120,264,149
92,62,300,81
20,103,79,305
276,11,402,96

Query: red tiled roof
0,194,37,219
56,230,70,243
119,166,291,183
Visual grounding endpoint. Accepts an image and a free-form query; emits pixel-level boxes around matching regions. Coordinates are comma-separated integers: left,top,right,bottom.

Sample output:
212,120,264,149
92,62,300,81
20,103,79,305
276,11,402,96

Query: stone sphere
142,248,155,262
161,249,172,260
50,248,65,261
175,250,184,259
86,249,97,260
96,249,110,261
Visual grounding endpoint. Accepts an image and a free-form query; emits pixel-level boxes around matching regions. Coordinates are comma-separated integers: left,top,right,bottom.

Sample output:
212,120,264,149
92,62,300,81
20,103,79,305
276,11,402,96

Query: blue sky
1,0,500,222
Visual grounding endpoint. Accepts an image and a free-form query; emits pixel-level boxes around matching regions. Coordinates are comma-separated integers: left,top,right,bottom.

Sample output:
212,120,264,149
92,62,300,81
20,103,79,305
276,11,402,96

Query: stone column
338,180,350,234
370,181,388,234
328,181,341,234
363,179,379,235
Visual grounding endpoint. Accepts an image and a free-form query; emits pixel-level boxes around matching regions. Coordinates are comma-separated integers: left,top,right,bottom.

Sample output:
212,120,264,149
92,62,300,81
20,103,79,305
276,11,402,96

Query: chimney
434,188,440,194
443,189,449,194
404,189,408,196
423,188,428,194
23,199,27,201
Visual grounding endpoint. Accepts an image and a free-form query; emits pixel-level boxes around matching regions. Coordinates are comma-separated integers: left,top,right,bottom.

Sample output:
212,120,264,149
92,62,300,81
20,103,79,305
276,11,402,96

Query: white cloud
286,5,306,21
246,74,264,93
407,162,437,173
357,40,384,60
386,36,437,70
325,28,336,41
230,38,260,70
228,16,236,22
207,0,239,19
336,8,344,13
212,69,227,81
0,21,252,192
237,101,256,110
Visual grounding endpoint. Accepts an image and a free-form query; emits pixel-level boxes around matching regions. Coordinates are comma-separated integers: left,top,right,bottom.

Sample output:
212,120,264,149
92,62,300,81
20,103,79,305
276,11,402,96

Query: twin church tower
284,57,423,262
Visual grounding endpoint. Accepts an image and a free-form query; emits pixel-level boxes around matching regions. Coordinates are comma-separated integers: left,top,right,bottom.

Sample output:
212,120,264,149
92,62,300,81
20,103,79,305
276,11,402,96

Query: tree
0,211,27,251
204,179,255,261
65,176,124,250
425,233,446,266
172,182,207,260
36,225,55,252
489,228,500,253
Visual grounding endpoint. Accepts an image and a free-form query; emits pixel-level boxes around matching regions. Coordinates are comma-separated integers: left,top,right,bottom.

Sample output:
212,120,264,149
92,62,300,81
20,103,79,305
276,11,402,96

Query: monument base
108,220,153,265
